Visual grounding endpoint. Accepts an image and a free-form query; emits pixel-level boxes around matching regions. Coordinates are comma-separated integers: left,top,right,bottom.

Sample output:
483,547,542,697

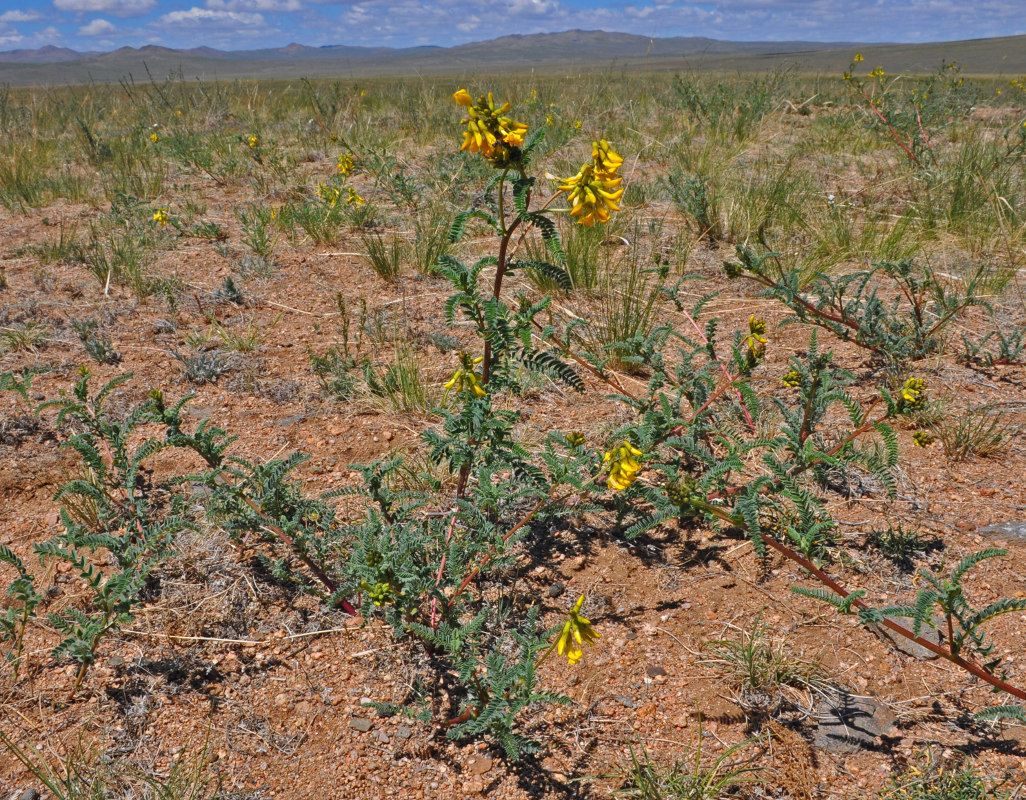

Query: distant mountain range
1,30,1024,86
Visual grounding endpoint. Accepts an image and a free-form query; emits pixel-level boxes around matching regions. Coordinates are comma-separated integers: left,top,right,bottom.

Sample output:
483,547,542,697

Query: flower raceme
603,440,642,491
443,352,487,398
152,209,169,227
558,140,625,226
745,315,768,362
453,89,528,166
899,377,927,411
556,595,600,666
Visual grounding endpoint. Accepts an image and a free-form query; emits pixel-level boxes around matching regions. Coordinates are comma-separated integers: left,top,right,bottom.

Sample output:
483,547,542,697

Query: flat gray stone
349,717,373,733
814,686,899,754
870,616,942,660
980,521,1026,540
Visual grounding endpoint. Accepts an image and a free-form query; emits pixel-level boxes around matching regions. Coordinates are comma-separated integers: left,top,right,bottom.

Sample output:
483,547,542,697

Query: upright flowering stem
482,171,523,385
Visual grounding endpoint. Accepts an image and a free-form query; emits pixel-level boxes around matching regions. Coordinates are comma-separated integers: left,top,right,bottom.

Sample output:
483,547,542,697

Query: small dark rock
349,717,373,733
19,789,41,800
547,581,566,599
646,666,668,678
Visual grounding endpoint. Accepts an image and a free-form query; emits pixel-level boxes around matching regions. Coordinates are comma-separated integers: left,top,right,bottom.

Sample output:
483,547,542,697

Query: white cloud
157,6,269,29
0,9,44,22
78,17,118,35
54,0,157,17
205,0,303,11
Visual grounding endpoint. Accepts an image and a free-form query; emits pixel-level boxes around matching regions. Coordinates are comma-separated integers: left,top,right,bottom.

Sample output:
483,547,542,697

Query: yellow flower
175,108,182,117
247,134,259,148
317,183,341,207
345,187,364,206
149,132,159,143
592,139,624,174
559,163,623,226
360,580,398,607
603,441,642,491
556,595,599,666
899,377,927,410
745,315,768,361
337,153,355,175
545,113,555,126
443,352,487,398
565,431,586,448
454,89,529,165
912,430,935,447
854,52,864,63
573,120,582,130
152,208,169,226
782,369,801,388
869,66,885,78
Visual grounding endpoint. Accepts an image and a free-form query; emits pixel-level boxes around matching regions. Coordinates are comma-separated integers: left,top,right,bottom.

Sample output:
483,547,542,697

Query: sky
0,0,1024,53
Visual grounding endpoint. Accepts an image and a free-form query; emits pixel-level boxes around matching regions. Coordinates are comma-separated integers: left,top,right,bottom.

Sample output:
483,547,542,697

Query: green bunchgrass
700,616,828,712
0,321,51,354
615,726,764,800
591,225,659,371
364,342,441,416
362,230,407,283
933,403,1017,461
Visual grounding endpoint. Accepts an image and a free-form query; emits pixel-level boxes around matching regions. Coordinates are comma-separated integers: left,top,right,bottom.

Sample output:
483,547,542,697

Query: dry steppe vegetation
2,62,1026,800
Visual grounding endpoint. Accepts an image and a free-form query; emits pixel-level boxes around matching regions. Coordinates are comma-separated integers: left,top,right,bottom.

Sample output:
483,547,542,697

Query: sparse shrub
308,344,360,399
172,349,238,384
71,318,121,365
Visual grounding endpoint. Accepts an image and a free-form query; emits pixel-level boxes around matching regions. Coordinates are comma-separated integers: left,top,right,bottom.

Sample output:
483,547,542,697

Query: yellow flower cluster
912,430,935,447
745,315,768,361
558,139,625,226
360,580,399,607
556,595,599,665
443,352,487,398
453,89,528,165
247,134,260,148
149,132,159,143
317,183,341,206
317,183,364,208
603,440,642,491
900,377,927,410
337,153,355,175
782,369,801,388
152,208,169,227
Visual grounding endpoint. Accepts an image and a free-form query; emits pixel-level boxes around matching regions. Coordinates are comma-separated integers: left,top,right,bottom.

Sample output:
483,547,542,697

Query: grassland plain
3,31,1026,87
1,59,1026,800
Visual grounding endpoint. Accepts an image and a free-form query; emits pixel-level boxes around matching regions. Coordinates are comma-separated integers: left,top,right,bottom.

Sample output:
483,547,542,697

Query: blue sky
0,0,1024,52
